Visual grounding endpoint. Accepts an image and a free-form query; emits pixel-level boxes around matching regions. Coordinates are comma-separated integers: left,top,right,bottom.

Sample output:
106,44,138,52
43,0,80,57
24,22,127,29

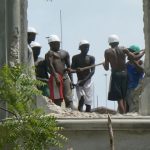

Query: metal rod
93,84,95,108
104,73,108,114
97,95,98,108
60,10,63,49
104,73,108,108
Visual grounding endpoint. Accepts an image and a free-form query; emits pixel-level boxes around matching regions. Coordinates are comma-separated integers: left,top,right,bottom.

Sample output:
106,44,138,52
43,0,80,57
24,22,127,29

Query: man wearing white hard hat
45,35,73,108
27,27,37,73
30,41,42,62
28,27,37,34
71,40,95,112
103,34,145,114
30,41,50,97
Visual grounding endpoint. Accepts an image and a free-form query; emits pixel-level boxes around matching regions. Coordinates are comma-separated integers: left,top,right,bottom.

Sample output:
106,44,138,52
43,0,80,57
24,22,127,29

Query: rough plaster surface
140,0,150,115
0,0,27,120
37,96,147,119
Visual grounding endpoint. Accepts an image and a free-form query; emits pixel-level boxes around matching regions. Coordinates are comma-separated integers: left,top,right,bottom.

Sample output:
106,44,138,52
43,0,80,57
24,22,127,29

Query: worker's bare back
104,46,126,72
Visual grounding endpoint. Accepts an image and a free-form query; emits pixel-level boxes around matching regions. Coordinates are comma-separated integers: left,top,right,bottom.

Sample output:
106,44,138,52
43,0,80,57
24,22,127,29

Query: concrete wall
0,0,7,67
0,0,8,121
0,0,28,121
20,0,28,64
140,0,150,115
0,0,28,68
57,117,150,150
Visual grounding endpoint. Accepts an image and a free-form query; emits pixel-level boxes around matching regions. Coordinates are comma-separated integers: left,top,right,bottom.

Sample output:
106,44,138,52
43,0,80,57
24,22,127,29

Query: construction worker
27,27,37,70
71,40,95,112
125,45,144,113
30,41,43,63
103,34,145,114
30,41,50,97
45,35,73,107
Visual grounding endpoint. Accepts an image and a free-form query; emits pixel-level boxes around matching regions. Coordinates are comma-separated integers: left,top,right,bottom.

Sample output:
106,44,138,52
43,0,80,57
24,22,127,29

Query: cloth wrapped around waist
48,73,64,101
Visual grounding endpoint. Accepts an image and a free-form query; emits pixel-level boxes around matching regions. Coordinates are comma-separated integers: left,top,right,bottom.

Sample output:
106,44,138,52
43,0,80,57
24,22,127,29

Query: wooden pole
107,114,115,150
68,62,103,73
79,62,103,71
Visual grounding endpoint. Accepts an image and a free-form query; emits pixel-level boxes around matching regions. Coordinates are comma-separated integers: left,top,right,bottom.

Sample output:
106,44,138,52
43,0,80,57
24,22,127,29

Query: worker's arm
65,51,73,83
132,60,144,73
123,49,145,61
103,50,109,71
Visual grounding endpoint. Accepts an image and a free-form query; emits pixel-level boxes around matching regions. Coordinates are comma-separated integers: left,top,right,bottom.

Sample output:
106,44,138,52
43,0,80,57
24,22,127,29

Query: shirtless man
45,35,73,107
71,40,95,112
103,34,145,114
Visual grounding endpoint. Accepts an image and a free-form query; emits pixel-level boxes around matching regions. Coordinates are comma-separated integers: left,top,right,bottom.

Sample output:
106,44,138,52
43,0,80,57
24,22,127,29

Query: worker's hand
141,49,145,55
78,80,86,86
123,48,129,54
64,68,76,73
102,61,105,66
55,74,60,86
76,67,83,72
70,82,76,89
65,68,72,73
138,60,143,65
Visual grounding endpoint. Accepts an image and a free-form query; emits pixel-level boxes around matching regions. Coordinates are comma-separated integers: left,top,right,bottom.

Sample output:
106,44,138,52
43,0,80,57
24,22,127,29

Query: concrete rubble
37,96,143,119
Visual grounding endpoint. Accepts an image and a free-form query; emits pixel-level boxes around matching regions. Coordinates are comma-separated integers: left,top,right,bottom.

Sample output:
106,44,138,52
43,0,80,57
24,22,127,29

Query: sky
28,0,144,110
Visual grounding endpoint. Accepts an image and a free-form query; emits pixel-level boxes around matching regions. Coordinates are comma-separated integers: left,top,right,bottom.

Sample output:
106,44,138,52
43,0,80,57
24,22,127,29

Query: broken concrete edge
1,115,150,130
56,117,150,131
37,96,150,131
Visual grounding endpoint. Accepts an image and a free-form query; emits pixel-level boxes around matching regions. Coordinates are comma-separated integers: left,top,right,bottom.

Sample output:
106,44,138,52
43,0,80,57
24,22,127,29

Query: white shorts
76,79,93,105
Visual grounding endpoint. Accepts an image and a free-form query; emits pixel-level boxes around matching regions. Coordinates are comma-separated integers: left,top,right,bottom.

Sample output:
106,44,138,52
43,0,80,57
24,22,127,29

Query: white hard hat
30,41,42,48
108,34,119,44
79,40,89,47
28,27,37,34
48,35,60,43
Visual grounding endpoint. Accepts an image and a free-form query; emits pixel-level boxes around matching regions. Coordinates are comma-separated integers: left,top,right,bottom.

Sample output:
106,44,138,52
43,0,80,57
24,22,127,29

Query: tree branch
0,106,18,120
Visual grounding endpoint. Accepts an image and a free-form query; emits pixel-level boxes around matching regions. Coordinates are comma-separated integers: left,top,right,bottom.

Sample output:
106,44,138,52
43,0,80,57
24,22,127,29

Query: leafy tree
0,65,42,115
0,65,67,150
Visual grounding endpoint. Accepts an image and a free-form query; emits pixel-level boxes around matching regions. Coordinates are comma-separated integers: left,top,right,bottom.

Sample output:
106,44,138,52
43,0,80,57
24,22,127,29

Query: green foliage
0,65,67,150
0,113,67,150
0,65,42,115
